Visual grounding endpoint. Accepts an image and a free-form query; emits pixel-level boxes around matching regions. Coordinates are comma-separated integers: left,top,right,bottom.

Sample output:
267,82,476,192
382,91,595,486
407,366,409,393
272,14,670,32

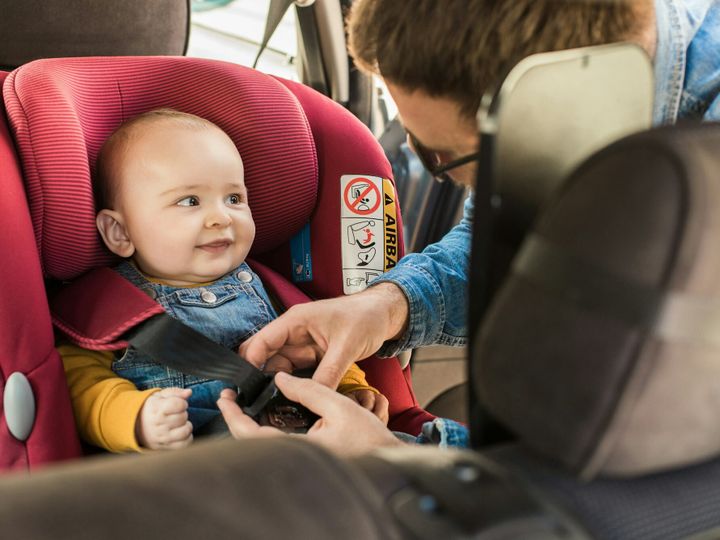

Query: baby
59,109,388,452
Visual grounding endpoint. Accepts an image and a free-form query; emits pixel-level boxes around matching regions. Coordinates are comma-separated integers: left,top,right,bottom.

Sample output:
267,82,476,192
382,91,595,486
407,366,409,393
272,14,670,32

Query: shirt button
201,290,217,304
237,271,253,283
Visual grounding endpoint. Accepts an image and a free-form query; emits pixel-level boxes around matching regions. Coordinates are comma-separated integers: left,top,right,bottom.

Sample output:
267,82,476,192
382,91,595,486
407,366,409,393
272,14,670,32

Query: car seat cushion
3,56,318,280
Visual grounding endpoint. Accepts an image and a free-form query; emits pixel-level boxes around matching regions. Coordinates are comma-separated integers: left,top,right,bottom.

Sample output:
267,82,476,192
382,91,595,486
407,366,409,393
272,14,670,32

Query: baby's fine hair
94,108,222,209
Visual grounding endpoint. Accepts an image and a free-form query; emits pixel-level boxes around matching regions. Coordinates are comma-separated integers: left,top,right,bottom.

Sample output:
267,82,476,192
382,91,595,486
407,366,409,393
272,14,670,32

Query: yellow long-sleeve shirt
60,343,376,453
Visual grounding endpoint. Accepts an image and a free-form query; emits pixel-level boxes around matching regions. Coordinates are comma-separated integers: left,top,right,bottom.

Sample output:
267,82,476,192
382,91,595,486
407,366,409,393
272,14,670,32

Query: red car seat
1,56,435,468
0,70,81,469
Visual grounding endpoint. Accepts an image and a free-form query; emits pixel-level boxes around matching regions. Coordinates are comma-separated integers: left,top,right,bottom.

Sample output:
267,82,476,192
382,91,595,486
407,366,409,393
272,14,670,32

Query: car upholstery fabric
491,444,720,540
0,437,402,540
0,0,189,70
0,71,82,469
3,56,318,281
477,122,720,478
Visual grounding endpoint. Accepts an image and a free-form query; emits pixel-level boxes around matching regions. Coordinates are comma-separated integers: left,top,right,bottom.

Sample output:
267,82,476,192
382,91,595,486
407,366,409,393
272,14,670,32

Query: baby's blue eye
226,194,243,205
177,196,199,207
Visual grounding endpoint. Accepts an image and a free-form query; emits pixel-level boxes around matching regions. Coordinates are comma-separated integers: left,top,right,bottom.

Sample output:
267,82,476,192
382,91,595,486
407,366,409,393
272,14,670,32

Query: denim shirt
111,261,277,430
654,0,720,124
376,0,720,359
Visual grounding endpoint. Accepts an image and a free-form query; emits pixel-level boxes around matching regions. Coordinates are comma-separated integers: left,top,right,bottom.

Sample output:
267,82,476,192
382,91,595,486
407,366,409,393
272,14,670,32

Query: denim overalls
112,261,278,431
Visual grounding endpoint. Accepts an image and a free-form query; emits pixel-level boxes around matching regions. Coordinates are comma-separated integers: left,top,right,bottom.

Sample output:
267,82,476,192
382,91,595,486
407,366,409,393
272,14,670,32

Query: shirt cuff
415,418,470,448
371,262,445,357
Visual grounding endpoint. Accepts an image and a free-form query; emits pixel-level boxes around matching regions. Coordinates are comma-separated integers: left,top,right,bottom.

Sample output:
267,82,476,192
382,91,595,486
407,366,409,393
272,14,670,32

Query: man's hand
136,387,193,450
239,283,409,388
217,372,404,456
345,389,389,425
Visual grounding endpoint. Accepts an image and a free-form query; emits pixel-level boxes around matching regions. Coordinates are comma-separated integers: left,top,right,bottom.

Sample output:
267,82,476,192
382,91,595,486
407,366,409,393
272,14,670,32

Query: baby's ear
96,209,135,258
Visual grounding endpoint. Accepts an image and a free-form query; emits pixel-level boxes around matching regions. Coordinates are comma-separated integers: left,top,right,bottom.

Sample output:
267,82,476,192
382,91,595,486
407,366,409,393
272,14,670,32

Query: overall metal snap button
237,271,253,283
201,289,217,304
145,288,158,300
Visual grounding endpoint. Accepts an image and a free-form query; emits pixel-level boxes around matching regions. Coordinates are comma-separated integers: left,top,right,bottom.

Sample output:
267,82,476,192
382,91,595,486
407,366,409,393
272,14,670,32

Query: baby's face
113,122,255,285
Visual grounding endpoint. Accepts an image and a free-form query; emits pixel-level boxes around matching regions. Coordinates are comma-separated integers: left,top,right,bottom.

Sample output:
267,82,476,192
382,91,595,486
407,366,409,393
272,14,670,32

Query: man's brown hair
348,0,652,119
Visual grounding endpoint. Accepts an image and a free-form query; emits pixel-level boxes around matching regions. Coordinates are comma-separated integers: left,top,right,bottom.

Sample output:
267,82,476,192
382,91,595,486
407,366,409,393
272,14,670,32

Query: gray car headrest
476,122,720,479
0,1,189,70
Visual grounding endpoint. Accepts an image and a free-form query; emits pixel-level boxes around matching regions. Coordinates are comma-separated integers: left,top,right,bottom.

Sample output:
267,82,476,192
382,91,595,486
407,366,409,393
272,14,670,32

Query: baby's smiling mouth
197,239,232,253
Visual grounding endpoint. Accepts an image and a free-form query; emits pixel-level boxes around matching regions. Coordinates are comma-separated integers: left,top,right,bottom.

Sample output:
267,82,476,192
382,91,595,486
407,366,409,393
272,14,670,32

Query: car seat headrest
475,122,720,478
0,1,189,70
3,56,317,280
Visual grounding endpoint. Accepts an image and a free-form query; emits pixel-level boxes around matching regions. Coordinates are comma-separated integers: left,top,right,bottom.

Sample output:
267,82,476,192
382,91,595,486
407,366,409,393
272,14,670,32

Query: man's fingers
274,372,346,419
263,354,294,374
311,343,349,388
275,344,324,364
240,320,292,368
220,388,238,401
217,394,283,439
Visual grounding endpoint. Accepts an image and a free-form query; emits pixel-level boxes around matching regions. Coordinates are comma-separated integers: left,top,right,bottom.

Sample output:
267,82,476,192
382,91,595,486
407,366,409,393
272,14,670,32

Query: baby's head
95,109,255,286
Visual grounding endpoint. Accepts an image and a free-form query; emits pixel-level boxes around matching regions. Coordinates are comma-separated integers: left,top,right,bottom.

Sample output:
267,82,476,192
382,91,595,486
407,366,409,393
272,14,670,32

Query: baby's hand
346,389,389,425
136,387,193,450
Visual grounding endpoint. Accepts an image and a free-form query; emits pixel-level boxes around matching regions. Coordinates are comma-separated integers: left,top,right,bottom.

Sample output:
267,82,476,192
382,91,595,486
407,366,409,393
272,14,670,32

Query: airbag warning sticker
341,175,397,294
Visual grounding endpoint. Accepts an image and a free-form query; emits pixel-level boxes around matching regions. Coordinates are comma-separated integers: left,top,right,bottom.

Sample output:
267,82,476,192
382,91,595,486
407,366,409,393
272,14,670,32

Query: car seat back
2,56,434,447
0,1,189,70
476,121,720,478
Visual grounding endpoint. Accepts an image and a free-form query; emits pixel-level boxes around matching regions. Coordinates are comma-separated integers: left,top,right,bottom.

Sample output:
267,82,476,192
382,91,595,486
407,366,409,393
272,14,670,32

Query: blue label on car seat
290,222,313,283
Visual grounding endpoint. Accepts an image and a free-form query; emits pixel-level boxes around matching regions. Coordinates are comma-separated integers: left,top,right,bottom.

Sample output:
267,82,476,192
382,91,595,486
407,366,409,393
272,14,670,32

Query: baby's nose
206,208,232,227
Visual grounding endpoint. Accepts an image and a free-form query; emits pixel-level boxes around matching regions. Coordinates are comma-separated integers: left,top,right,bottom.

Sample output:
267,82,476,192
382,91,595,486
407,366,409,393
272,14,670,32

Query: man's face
386,82,479,187
113,123,255,286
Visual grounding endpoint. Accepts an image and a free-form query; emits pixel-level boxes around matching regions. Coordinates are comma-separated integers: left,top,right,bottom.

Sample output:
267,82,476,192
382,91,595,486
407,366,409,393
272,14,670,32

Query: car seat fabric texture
477,122,720,478
491,444,720,540
0,71,81,469
3,56,318,279
3,56,433,437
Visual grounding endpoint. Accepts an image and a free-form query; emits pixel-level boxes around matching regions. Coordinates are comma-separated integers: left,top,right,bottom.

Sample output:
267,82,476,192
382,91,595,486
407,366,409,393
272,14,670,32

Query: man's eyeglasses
407,132,480,183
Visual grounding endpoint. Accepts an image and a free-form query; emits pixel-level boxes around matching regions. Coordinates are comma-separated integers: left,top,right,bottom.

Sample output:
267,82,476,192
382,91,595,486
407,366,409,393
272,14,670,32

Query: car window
186,0,298,81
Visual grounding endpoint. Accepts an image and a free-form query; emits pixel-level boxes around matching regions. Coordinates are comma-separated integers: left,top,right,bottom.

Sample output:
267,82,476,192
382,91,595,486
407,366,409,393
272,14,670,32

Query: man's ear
96,209,135,258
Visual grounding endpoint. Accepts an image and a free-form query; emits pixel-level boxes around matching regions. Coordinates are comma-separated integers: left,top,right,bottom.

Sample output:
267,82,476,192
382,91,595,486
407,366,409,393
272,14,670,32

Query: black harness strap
125,313,318,432
125,313,270,406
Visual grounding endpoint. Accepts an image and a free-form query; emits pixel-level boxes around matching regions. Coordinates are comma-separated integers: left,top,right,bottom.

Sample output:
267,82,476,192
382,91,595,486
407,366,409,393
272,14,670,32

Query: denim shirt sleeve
372,193,473,357
415,418,470,448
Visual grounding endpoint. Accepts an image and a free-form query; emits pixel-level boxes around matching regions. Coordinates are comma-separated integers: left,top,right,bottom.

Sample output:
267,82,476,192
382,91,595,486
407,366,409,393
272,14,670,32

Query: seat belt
253,0,315,68
50,266,317,433
253,0,328,95
126,314,318,432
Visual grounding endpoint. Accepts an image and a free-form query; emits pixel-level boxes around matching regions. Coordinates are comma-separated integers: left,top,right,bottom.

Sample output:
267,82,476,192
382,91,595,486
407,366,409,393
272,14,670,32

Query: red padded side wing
0,72,81,469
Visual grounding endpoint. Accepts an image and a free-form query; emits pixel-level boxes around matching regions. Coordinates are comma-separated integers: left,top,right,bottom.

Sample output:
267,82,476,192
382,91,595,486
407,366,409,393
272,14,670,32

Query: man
219,0,720,454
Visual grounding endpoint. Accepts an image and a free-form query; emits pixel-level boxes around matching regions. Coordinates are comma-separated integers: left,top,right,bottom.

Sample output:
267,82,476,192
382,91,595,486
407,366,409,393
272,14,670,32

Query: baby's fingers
354,390,376,410
163,421,194,449
372,394,390,425
161,411,190,429
158,395,190,416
